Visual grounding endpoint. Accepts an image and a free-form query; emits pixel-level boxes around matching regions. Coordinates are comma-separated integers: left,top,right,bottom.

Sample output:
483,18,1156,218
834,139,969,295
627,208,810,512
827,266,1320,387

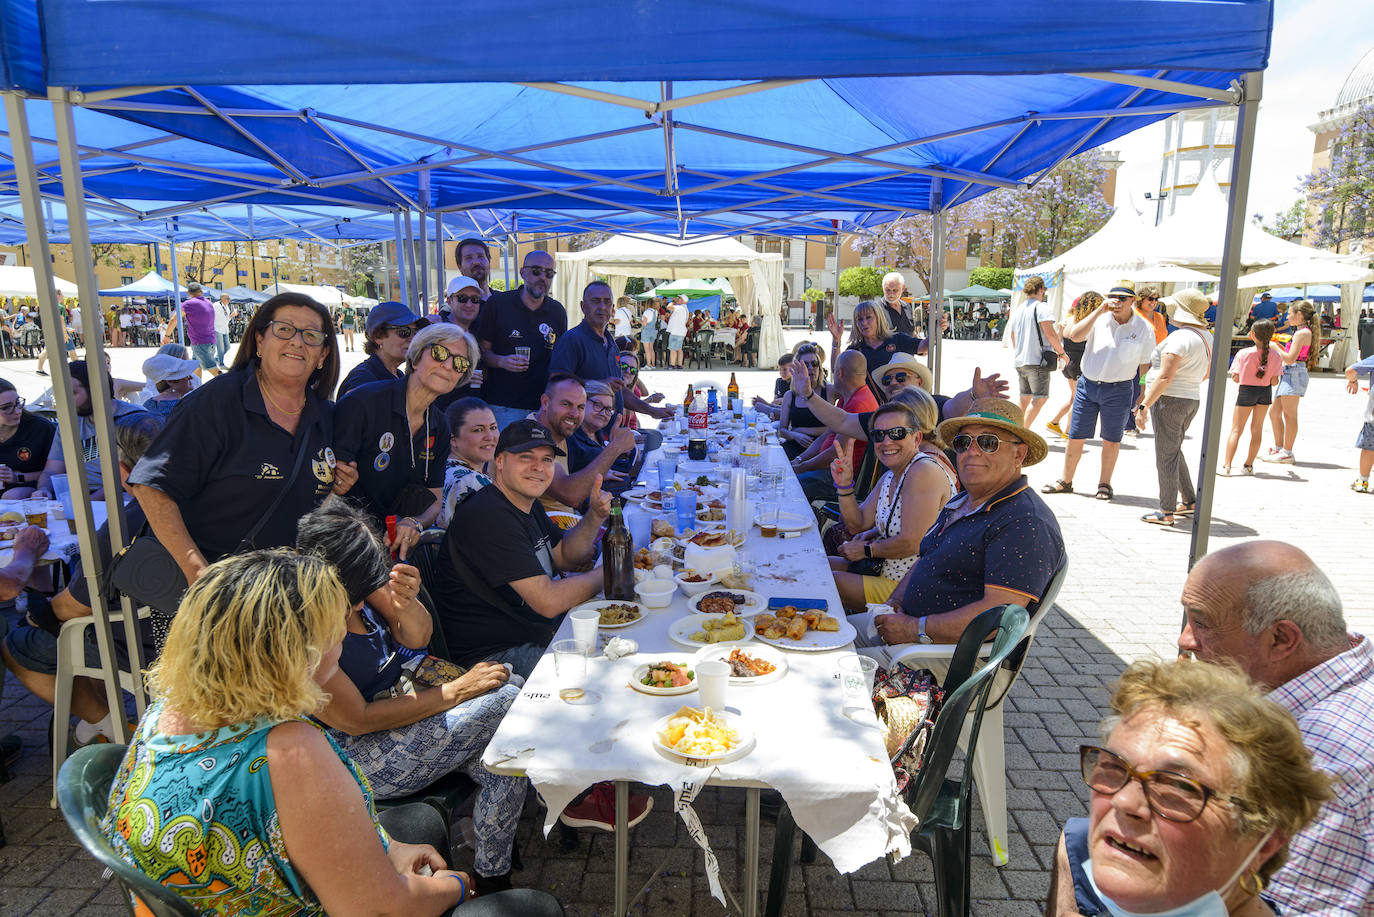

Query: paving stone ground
2,334,1371,915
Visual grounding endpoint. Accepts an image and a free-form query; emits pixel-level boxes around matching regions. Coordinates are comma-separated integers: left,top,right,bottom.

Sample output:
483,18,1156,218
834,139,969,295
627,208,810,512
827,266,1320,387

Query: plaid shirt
1266,634,1374,916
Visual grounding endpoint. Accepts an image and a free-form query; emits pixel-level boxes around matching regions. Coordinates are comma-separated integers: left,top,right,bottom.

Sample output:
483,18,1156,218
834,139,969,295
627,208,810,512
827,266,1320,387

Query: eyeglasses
448,294,482,305
525,266,556,279
428,342,472,375
619,362,639,375
1080,745,1246,824
951,432,1020,455
589,400,615,414
387,325,415,339
870,426,914,442
880,372,911,386
0,397,24,412
265,319,327,348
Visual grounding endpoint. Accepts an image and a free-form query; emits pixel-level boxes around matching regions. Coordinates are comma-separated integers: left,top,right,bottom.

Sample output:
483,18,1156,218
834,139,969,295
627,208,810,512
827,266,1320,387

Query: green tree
489,277,508,292
968,266,1014,290
837,265,884,299
801,286,827,303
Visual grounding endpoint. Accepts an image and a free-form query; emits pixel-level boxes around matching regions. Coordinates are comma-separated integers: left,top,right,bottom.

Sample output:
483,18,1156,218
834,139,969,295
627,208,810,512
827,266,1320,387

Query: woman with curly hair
1263,300,1321,465
1044,291,1100,438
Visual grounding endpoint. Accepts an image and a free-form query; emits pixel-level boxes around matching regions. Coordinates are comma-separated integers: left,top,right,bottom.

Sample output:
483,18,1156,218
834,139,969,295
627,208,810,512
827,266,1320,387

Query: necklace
404,387,431,479
257,371,304,415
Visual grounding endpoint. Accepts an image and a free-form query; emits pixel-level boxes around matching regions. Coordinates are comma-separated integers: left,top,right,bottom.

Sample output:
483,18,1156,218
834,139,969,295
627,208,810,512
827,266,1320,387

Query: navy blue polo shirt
899,475,1065,616
337,353,403,400
550,320,622,413
334,378,449,521
128,368,337,562
1250,299,1279,322
474,287,567,411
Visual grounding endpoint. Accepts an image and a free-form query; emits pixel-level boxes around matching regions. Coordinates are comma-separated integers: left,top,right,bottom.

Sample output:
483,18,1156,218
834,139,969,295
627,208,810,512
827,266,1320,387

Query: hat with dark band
364,301,428,334
936,398,1048,467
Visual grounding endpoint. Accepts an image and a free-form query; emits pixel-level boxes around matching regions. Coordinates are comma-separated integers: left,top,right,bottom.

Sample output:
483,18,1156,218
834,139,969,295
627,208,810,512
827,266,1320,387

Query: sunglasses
448,294,482,305
0,397,24,412
880,372,912,386
428,343,472,374
870,426,914,442
1080,745,1246,824
265,319,327,347
619,362,639,375
524,266,556,278
951,432,1019,455
387,324,415,339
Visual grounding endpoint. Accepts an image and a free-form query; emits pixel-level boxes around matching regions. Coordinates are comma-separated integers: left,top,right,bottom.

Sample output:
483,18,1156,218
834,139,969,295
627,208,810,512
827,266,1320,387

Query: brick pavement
1,336,1371,915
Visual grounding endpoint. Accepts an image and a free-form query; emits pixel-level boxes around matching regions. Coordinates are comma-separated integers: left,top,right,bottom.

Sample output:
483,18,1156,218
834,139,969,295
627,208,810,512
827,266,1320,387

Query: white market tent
0,263,78,298
261,281,348,307
554,234,784,362
1121,263,1218,285
1238,258,1374,368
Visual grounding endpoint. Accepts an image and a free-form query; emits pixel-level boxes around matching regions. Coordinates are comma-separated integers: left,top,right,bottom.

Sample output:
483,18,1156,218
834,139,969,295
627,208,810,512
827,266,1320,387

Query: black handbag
1033,305,1059,370
107,437,313,615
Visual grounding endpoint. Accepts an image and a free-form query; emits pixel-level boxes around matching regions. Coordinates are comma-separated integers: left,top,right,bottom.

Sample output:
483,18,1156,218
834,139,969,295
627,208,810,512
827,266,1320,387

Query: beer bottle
602,498,636,600
727,372,740,410
683,384,695,410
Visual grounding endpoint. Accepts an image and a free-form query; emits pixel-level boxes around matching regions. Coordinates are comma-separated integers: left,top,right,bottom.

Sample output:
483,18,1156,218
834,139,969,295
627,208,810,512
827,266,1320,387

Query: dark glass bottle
603,498,635,600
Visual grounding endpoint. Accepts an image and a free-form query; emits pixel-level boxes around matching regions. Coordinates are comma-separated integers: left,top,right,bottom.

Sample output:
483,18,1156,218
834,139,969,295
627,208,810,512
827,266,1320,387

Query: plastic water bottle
740,428,762,474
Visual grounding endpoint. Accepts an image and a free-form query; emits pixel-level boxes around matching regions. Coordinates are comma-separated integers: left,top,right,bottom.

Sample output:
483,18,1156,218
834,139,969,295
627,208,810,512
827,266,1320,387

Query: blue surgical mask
1082,830,1271,917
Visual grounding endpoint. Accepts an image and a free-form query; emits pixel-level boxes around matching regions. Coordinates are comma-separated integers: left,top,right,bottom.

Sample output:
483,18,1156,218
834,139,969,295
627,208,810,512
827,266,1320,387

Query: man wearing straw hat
855,398,1065,654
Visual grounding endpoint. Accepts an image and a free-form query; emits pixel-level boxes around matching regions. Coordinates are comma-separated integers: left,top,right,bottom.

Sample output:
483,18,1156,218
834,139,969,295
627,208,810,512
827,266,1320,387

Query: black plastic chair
765,604,1030,917
742,326,760,367
685,328,714,370
57,744,198,916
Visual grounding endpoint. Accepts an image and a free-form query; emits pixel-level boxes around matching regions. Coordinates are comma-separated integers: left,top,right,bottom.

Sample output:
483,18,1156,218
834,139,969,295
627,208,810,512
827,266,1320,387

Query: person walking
1044,291,1100,437
638,300,658,367
212,292,236,370
1222,319,1283,475
665,295,689,369
1007,275,1065,428
1262,299,1320,465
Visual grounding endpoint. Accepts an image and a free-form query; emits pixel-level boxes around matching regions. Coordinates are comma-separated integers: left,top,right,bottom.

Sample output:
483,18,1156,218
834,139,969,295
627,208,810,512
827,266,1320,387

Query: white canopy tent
262,281,347,308
555,234,785,364
1238,258,1374,369
0,264,78,298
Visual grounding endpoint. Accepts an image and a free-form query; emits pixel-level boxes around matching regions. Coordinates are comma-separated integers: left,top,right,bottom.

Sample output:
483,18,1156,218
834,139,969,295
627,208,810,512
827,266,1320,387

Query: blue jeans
797,468,837,504
214,332,229,368
489,404,532,431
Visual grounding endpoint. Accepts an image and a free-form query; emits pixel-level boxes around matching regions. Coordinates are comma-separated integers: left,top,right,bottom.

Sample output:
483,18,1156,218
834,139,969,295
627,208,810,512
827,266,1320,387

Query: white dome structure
1334,46,1374,109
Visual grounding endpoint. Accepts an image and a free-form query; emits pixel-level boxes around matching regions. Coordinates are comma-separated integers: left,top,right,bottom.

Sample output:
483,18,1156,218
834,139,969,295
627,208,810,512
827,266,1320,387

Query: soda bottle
602,498,636,600
689,388,709,431
727,372,740,411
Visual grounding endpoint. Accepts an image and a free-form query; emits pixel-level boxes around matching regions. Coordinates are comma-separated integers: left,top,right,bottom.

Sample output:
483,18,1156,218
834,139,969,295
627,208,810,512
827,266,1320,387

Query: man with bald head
1179,540,1374,914
788,349,878,502
475,250,567,429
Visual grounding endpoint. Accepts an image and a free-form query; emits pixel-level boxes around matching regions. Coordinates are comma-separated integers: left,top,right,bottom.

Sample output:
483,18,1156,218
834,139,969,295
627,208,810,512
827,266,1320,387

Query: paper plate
572,599,647,629
688,589,765,616
679,460,720,475
753,614,858,652
622,486,652,501
754,510,812,533
668,613,753,648
629,662,700,696
693,643,788,686
652,710,755,764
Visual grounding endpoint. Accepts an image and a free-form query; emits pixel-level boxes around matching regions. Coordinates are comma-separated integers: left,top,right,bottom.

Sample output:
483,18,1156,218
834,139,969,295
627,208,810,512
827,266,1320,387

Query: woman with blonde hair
1045,291,1101,437
827,299,926,386
1047,657,1330,917
1263,300,1320,465
99,550,562,915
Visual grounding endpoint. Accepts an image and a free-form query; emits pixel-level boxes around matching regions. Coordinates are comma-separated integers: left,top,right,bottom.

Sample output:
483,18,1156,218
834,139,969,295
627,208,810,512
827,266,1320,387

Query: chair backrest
906,604,1029,823
985,558,1068,711
409,529,452,661
57,744,198,917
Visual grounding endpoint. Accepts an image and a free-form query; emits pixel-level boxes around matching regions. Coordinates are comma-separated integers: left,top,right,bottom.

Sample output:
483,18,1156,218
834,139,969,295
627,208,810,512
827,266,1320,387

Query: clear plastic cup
839,655,878,720
553,639,589,701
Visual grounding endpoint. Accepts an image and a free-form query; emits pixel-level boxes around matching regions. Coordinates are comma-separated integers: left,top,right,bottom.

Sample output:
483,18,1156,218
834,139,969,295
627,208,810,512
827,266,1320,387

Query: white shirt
213,302,232,334
1079,311,1155,383
1146,327,1212,400
640,307,657,329
667,304,689,335
614,306,634,338
1008,299,1054,368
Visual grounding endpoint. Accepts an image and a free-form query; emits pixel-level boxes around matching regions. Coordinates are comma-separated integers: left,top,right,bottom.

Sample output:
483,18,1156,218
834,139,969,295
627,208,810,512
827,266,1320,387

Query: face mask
1082,830,1271,917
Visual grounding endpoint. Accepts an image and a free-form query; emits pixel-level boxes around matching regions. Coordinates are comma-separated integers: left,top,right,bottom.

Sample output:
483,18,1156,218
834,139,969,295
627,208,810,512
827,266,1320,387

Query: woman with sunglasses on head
337,301,428,400
1047,658,1329,917
334,324,477,558
827,392,956,611
0,378,54,499
779,342,833,460
438,397,498,528
129,293,347,587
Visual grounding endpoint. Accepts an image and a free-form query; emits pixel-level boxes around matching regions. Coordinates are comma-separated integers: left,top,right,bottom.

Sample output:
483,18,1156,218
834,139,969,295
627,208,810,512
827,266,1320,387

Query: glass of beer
23,498,48,528
758,501,779,538
554,639,589,701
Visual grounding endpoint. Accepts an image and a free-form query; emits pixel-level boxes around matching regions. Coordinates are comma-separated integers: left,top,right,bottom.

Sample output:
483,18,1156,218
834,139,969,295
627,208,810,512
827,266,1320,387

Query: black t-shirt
334,378,448,522
128,368,337,562
774,377,790,400
474,288,567,411
433,484,565,661
69,500,148,608
882,300,915,335
848,333,924,376
0,412,56,476
337,354,403,400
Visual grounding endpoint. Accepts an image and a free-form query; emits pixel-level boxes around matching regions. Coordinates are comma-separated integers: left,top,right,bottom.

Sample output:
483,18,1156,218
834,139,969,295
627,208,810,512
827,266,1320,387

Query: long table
482,445,913,917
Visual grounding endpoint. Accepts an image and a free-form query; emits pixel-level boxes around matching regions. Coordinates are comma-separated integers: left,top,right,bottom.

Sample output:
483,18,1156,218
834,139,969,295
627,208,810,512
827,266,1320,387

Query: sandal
1141,511,1175,527
1095,483,1114,501
1041,480,1074,495
1175,502,1195,516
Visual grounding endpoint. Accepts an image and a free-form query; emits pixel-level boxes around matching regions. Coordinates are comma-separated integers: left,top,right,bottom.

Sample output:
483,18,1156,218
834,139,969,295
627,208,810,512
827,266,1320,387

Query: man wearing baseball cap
175,281,220,378
336,300,427,399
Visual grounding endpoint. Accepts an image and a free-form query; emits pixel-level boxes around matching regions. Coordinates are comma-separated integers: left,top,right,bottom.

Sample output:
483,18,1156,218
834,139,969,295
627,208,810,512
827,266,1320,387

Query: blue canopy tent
96,269,184,300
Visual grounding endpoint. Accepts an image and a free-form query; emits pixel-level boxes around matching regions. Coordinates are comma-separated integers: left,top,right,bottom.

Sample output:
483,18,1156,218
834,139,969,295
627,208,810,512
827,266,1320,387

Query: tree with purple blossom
1302,103,1374,253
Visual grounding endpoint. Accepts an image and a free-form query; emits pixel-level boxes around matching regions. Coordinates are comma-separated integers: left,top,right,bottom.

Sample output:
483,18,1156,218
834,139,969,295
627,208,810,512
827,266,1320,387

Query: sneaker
1221,466,1231,476
1275,451,1295,464
559,782,653,831
1045,420,1064,437
1353,479,1371,493
1242,465,1254,475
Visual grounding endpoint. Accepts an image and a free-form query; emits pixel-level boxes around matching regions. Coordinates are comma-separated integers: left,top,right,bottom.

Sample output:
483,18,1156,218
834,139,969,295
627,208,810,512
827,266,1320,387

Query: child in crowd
1222,319,1283,476
1346,353,1374,492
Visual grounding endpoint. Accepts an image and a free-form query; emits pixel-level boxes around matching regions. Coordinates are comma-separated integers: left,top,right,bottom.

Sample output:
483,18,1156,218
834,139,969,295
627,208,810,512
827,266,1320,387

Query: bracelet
835,487,854,496
452,874,468,900
398,517,421,531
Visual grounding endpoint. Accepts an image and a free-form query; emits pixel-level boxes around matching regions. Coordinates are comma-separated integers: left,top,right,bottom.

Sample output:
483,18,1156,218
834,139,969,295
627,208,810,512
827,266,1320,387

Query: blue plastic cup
657,458,678,491
675,490,698,533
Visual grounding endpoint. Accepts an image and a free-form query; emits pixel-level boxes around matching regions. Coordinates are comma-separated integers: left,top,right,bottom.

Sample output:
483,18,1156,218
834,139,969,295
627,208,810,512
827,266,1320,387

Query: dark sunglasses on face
619,362,638,375
387,324,415,339
951,432,1019,455
448,294,482,305
1079,745,1245,824
0,397,24,412
870,426,914,442
525,266,556,278
880,372,911,386
429,343,472,374
266,319,327,347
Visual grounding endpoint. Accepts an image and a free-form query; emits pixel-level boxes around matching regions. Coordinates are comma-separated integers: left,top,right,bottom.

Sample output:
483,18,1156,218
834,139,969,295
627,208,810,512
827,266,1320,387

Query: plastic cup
758,468,783,501
23,497,47,528
569,609,600,655
656,459,677,490
757,501,780,537
675,490,698,533
553,639,589,701
51,473,74,520
626,508,652,549
696,660,729,712
839,655,878,719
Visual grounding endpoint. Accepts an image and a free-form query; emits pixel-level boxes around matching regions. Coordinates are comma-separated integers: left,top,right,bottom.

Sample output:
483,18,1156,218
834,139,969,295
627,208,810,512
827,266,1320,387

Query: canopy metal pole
928,178,945,392
504,235,513,288
392,211,408,306
417,172,431,313
50,90,146,725
1189,72,1263,569
167,222,183,342
403,209,416,306
434,211,445,303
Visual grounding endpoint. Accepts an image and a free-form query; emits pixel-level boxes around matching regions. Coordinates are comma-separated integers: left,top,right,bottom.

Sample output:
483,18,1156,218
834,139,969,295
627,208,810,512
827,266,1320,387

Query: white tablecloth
0,499,107,566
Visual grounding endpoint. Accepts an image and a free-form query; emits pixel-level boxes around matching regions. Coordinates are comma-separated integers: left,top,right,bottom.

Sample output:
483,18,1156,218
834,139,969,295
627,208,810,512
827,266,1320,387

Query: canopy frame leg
928,178,946,392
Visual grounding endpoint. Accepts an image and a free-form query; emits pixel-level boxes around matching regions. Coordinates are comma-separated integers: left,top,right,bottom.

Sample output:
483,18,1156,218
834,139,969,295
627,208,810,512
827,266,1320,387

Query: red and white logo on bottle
688,409,708,430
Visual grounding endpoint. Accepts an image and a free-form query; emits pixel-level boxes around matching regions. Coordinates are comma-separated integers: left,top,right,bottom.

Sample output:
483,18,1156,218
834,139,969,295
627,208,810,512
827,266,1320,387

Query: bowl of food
634,578,677,609
673,568,719,596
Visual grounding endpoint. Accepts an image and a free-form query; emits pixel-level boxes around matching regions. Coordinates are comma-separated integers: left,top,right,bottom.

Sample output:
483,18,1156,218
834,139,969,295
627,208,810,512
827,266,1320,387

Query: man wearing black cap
431,419,608,679
336,301,427,399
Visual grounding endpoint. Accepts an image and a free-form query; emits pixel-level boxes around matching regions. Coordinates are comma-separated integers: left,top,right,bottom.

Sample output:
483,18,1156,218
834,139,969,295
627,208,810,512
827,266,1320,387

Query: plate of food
630,661,698,696
669,612,751,647
573,600,646,629
653,706,754,763
751,605,857,651
622,485,652,501
694,643,787,686
688,589,765,616
675,529,744,549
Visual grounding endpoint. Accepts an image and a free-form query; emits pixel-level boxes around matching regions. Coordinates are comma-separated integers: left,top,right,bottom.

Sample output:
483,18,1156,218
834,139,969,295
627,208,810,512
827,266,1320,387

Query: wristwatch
863,544,873,559
917,616,933,644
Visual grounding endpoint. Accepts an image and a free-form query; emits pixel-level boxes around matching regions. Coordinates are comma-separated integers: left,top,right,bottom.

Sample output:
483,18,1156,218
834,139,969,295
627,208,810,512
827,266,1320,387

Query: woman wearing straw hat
1134,289,1213,526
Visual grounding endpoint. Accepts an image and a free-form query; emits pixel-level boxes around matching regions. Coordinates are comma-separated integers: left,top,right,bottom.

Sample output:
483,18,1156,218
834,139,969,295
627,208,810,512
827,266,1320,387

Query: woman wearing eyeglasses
337,301,428,400
334,324,476,558
130,293,347,587
1047,658,1329,917
0,378,54,499
779,342,832,460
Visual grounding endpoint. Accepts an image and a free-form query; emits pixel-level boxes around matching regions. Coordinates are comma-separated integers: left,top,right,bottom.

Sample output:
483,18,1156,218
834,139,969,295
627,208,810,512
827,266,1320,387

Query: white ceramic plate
693,643,788,686
754,510,812,533
572,599,647,629
688,589,765,616
679,460,720,475
668,613,753,648
754,614,858,651
629,661,700,696
652,709,755,763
